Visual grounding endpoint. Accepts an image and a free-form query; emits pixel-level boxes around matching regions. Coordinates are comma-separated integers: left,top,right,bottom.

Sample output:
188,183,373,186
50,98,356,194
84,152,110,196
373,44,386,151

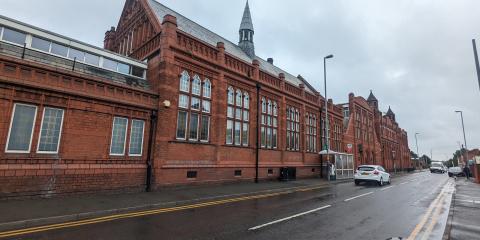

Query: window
129,120,145,156
261,98,278,149
226,87,249,146
37,108,64,153
118,63,130,74
85,53,100,66
110,117,128,155
234,170,242,177
203,79,211,98
192,75,201,96
176,111,188,139
180,71,190,92
175,70,211,142
68,48,85,62
187,171,197,179
287,106,300,151
6,104,37,153
103,58,118,71
306,113,317,153
31,36,51,52
2,27,26,45
50,42,68,57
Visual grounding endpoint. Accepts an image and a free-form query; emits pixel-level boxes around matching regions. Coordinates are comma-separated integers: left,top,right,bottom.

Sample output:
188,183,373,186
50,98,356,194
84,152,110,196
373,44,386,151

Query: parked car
448,167,465,177
354,165,391,186
430,162,445,173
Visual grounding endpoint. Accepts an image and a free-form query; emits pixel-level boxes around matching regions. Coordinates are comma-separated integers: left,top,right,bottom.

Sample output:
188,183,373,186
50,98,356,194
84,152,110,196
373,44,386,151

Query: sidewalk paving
443,178,480,240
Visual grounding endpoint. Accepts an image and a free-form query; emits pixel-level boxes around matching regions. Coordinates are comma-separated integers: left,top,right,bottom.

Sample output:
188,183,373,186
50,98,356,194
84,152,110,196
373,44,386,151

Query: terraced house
0,0,411,198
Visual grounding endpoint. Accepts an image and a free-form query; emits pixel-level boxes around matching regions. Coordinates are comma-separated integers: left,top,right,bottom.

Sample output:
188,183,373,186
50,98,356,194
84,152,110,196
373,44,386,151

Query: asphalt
443,178,480,240
0,171,454,240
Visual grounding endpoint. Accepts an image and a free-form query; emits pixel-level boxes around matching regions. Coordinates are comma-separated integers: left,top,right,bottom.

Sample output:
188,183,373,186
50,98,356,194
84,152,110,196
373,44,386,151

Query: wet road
6,172,453,240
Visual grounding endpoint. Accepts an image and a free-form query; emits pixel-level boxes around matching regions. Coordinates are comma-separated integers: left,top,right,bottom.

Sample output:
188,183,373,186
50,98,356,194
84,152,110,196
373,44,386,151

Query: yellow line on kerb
0,185,327,238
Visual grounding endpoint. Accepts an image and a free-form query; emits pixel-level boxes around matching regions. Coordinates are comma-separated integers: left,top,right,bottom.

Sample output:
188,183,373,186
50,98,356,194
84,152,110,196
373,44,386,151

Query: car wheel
378,178,383,186
354,180,360,186
448,173,453,177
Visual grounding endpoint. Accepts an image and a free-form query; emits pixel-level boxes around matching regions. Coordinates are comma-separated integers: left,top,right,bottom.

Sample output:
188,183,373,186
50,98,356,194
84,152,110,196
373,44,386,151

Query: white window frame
36,107,65,154
128,119,145,157
176,111,188,140
109,117,129,156
200,116,210,143
0,27,4,41
5,103,38,154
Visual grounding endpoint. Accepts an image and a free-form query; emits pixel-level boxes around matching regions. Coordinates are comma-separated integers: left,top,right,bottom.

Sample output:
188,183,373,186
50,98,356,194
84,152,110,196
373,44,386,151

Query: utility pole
472,39,480,92
455,110,468,167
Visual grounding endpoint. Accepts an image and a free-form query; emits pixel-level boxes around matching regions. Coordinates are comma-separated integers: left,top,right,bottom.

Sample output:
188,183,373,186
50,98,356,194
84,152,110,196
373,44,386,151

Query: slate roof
147,0,316,93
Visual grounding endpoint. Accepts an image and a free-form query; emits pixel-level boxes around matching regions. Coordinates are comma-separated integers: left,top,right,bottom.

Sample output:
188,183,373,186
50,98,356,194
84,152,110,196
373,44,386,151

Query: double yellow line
407,180,453,240
0,185,327,238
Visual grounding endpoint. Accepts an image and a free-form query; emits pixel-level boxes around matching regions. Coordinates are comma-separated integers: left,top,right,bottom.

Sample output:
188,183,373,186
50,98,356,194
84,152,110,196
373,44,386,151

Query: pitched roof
386,106,394,116
146,0,316,93
240,1,254,31
367,90,377,102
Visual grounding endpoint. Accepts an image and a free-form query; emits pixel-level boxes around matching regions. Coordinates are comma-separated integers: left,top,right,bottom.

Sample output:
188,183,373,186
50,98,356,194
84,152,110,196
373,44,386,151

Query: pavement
443,177,480,240
0,171,455,240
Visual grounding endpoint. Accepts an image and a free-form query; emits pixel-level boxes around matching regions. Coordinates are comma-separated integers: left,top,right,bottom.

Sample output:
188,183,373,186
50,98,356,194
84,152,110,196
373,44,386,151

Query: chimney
267,58,274,64
104,26,116,51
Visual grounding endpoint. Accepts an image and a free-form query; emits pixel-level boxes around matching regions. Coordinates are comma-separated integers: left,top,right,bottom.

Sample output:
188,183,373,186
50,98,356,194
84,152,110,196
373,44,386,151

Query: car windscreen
357,166,375,171
432,163,442,167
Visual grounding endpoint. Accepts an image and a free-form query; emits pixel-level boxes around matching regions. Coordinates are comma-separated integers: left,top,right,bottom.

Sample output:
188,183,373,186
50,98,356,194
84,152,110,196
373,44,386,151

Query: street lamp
415,133,420,168
455,110,468,166
323,54,333,180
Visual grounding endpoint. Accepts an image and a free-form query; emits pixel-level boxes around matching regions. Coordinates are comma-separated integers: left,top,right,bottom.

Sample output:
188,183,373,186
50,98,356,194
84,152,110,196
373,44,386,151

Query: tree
420,155,432,165
410,151,418,159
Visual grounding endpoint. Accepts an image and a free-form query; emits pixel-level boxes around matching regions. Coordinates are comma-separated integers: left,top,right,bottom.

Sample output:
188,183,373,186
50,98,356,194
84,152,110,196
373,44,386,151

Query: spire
367,90,378,102
240,1,254,31
386,106,394,116
239,0,255,58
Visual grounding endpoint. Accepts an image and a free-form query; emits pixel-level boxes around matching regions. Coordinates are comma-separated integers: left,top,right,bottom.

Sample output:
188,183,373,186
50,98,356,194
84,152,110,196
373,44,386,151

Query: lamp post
455,110,468,166
472,39,480,92
415,132,420,168
323,54,333,180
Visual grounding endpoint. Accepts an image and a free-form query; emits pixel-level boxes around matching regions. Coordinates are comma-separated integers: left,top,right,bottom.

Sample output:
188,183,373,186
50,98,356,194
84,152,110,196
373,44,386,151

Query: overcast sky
1,0,479,160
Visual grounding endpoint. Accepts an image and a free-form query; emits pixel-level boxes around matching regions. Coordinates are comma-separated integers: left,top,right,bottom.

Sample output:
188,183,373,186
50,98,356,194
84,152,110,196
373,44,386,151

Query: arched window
192,75,201,96
227,87,234,105
267,100,272,115
236,90,242,107
180,71,190,92
287,106,300,151
203,79,211,98
261,98,266,113
243,93,249,109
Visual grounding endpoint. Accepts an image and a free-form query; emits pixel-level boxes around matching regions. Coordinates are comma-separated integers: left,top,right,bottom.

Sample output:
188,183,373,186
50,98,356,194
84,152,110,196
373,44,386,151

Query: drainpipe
146,110,158,192
255,83,261,183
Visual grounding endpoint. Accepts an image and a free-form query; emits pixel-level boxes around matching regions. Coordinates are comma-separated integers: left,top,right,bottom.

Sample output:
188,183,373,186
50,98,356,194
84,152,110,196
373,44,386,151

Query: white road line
344,191,374,202
248,205,331,231
380,186,394,191
400,182,409,185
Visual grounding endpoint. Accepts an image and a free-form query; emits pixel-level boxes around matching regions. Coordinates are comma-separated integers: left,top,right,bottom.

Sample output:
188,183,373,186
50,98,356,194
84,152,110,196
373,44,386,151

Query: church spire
239,0,255,58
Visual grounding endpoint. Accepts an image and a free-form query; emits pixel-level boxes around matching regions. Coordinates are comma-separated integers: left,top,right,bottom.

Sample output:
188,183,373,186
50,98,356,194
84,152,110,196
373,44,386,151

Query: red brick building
0,0,411,198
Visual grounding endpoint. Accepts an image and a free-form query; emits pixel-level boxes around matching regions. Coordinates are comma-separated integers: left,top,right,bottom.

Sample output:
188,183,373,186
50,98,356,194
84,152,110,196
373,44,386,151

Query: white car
354,165,391,186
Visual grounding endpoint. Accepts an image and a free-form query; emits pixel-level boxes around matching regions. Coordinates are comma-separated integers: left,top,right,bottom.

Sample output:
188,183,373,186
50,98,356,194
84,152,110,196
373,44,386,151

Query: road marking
420,194,446,240
400,182,409,185
0,185,330,238
380,186,394,191
248,205,331,231
344,191,374,202
407,180,454,240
